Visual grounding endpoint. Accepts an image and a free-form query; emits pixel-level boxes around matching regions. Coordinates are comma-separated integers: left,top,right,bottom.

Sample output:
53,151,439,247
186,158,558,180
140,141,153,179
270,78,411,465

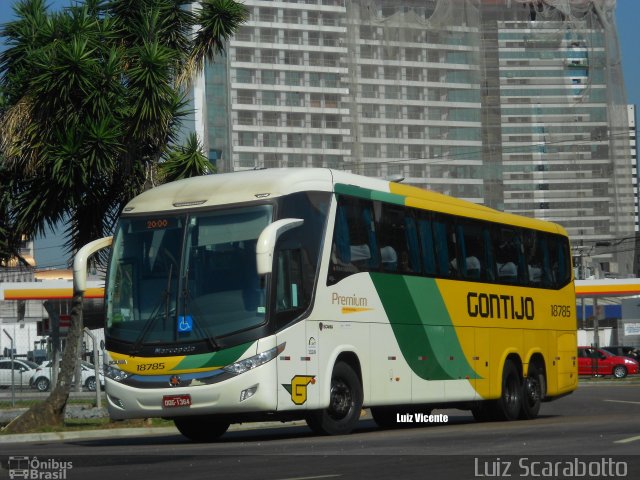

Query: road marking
614,435,640,444
603,399,640,405
277,476,342,480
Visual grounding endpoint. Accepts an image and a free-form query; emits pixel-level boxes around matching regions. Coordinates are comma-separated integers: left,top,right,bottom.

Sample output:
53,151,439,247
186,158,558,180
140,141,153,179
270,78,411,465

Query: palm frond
158,132,214,183
179,0,247,86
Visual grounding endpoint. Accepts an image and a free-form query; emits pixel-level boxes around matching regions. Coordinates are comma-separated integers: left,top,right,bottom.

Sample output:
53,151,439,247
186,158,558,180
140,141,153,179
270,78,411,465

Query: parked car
31,360,105,392
0,358,39,388
601,346,640,363
577,346,639,378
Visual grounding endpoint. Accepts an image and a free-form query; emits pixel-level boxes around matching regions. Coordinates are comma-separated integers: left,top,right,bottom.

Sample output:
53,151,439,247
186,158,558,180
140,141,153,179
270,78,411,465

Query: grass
0,415,174,434
0,398,102,409
0,397,175,434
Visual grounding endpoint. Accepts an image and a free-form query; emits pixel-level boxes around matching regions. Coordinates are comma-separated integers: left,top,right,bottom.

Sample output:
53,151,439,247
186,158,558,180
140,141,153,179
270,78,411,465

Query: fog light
240,385,258,402
107,394,125,409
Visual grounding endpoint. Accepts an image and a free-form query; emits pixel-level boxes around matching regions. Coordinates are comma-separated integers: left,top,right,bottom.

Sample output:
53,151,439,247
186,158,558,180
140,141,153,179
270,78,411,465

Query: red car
577,346,639,378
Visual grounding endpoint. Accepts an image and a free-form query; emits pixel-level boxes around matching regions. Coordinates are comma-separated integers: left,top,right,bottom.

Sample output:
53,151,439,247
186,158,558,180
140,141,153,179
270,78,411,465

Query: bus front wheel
306,361,363,435
174,416,230,442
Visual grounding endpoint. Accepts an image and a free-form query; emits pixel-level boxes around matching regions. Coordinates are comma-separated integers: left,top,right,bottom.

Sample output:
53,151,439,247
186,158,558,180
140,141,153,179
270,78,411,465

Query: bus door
273,249,314,411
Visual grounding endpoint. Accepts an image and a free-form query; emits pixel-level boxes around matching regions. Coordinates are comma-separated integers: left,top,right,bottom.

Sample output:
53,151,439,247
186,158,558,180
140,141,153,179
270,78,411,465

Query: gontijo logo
282,375,316,405
467,292,534,320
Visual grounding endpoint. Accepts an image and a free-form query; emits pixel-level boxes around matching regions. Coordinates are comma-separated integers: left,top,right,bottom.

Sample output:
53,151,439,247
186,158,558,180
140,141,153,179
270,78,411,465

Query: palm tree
0,0,247,433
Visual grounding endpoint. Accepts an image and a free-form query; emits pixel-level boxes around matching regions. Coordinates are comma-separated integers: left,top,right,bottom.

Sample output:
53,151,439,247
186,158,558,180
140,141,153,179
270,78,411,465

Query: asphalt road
1,383,639,480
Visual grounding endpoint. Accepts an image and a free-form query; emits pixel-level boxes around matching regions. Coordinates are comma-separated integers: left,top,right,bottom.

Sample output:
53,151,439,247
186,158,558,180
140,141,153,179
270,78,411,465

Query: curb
0,420,308,444
0,426,178,444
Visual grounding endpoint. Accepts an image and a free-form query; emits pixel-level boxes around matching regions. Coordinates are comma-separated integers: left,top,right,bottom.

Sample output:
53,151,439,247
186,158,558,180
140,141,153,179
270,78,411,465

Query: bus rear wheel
174,416,230,442
371,406,432,429
520,364,544,420
306,361,363,435
494,360,522,421
471,402,494,422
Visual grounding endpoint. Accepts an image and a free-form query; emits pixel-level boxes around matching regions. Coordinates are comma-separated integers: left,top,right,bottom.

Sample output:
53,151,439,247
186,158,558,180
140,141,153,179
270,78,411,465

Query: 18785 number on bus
550,305,571,317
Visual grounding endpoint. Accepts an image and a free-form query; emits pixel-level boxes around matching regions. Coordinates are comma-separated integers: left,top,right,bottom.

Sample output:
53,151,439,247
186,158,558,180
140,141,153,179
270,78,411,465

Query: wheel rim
86,378,96,391
37,379,48,391
524,376,540,406
328,378,353,421
614,366,625,378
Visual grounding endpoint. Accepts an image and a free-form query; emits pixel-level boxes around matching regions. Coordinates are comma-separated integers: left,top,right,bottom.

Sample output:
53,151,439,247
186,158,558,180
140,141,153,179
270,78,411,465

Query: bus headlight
104,364,132,382
223,343,285,376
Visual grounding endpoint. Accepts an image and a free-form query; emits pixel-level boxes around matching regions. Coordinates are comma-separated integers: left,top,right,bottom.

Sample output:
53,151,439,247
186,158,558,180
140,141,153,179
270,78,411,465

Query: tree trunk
2,293,84,433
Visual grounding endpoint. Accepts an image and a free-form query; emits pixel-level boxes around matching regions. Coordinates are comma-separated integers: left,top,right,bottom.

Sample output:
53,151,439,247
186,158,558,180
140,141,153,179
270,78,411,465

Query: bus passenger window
377,203,412,274
433,218,456,277
524,231,546,287
457,222,484,281
549,236,571,287
433,221,449,276
404,216,421,273
417,218,437,275
496,228,524,284
328,196,379,285
482,227,496,282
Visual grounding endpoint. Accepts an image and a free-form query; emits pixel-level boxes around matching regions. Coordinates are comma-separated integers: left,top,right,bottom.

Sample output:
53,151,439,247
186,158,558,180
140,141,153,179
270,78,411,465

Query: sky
0,0,639,269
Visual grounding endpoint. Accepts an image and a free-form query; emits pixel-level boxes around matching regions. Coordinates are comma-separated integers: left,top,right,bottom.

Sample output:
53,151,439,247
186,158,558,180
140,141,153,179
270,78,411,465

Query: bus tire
371,407,397,429
306,361,363,435
471,402,494,422
174,416,230,442
520,364,543,420
494,360,522,421
371,406,432,429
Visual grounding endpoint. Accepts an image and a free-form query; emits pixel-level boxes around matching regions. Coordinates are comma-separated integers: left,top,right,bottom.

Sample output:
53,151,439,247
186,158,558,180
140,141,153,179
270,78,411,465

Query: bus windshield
105,205,273,348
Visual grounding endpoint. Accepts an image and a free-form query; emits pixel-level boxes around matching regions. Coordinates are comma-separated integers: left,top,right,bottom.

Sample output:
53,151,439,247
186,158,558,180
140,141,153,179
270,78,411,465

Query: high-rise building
629,105,638,232
202,0,635,275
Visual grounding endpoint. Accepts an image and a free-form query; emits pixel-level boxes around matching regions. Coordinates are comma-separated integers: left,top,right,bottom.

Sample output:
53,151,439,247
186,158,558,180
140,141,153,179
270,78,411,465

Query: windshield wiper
130,264,174,355
180,267,219,351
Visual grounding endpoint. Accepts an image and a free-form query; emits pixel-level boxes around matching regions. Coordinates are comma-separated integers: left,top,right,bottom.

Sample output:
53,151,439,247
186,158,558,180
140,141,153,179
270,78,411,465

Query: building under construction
199,0,634,274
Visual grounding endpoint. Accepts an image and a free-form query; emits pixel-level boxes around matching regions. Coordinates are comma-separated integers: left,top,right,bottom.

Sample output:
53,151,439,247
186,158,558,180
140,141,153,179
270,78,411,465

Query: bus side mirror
256,219,304,275
73,236,113,293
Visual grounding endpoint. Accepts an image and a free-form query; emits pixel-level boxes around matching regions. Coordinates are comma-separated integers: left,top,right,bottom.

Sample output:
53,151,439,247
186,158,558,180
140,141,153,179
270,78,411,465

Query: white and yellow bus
78,168,577,441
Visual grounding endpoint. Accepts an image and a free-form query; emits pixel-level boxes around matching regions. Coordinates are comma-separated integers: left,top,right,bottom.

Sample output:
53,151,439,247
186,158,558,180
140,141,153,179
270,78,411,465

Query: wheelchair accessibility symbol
177,315,193,333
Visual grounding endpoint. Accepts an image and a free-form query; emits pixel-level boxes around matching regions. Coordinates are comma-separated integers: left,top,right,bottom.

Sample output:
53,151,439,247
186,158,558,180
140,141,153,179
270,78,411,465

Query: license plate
163,394,192,408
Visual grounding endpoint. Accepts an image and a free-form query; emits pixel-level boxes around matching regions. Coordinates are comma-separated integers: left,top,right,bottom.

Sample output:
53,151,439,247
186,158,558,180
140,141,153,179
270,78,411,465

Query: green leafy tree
0,0,246,433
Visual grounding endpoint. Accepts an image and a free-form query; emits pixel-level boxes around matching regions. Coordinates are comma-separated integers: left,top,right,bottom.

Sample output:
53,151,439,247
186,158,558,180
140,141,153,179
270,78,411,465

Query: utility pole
3,329,15,407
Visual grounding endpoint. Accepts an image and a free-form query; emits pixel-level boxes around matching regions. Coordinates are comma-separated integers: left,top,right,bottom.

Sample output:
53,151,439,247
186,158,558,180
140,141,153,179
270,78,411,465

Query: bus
75,168,577,441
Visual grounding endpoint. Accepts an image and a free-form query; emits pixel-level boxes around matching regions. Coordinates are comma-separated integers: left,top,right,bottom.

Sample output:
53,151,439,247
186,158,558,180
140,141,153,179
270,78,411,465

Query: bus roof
123,168,567,236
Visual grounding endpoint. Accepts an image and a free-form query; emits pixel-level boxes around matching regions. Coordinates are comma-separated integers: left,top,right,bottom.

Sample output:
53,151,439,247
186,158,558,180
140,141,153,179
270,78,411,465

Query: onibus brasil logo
8,456,73,479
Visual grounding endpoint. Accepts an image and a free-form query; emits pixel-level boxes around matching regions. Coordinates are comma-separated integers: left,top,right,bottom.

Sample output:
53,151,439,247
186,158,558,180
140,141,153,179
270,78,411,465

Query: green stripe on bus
370,274,479,380
172,341,254,371
334,184,405,206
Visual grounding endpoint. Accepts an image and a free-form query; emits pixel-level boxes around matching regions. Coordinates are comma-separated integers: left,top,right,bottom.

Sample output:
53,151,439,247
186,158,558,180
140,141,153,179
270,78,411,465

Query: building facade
202,0,635,275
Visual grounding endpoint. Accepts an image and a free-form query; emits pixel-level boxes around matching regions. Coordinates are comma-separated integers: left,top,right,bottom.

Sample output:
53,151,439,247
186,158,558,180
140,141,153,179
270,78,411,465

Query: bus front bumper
105,363,278,420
